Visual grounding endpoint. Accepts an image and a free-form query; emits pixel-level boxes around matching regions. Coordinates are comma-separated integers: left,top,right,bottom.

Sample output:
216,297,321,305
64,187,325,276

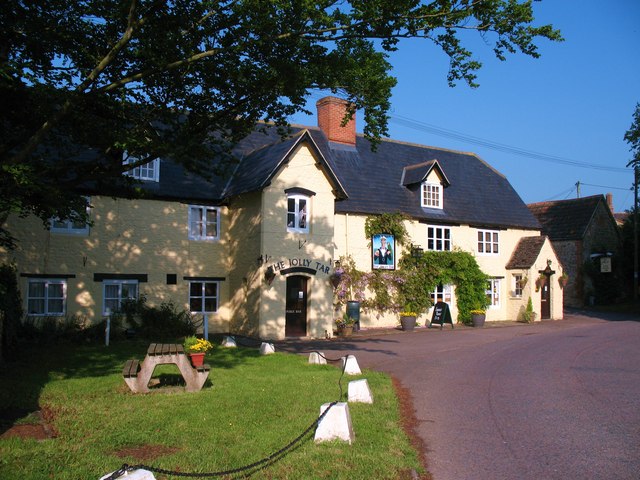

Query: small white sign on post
600,257,612,273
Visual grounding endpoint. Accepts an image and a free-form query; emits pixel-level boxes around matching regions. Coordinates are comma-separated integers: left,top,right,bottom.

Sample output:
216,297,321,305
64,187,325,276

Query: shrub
121,296,197,339
519,297,535,323
0,264,23,360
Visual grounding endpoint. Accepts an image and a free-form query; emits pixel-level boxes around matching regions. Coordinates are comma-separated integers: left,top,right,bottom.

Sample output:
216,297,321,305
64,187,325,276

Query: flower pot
189,352,206,367
471,313,486,328
400,316,417,331
338,325,354,337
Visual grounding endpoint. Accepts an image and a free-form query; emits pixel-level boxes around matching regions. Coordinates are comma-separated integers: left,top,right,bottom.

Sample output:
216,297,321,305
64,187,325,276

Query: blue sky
289,0,640,213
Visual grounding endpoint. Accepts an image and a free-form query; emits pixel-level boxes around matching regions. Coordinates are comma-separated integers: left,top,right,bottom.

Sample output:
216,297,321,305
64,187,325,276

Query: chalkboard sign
429,302,454,329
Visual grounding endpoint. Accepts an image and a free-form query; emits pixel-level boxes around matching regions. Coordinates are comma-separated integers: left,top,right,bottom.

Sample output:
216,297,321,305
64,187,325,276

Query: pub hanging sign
372,233,395,270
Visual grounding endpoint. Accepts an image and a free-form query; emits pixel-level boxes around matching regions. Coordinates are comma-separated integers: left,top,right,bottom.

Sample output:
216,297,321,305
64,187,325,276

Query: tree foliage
624,103,640,169
1,0,562,247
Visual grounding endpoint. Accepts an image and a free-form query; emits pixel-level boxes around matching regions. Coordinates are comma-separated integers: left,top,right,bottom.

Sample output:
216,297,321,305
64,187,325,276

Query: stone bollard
221,336,237,348
348,379,374,404
342,355,362,375
314,402,354,444
260,342,275,355
100,468,156,479
308,352,327,365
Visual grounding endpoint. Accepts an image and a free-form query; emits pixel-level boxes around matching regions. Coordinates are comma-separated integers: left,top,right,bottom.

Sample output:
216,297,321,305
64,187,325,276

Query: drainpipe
345,213,349,256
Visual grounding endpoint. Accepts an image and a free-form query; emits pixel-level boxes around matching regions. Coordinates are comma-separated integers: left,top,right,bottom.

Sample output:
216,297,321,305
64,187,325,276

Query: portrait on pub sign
372,234,395,270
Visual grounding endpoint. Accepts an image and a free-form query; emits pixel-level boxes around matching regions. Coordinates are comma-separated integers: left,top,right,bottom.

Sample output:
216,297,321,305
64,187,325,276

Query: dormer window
422,182,442,208
123,153,159,182
402,160,449,210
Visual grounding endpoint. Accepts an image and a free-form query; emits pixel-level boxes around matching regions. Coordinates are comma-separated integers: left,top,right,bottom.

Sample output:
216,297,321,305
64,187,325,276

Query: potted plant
335,313,356,337
399,309,418,331
535,274,547,292
558,272,569,289
519,297,536,323
183,336,213,367
470,309,486,327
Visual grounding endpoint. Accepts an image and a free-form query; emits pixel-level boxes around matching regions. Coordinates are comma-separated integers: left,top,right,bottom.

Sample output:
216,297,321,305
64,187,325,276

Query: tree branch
9,0,143,165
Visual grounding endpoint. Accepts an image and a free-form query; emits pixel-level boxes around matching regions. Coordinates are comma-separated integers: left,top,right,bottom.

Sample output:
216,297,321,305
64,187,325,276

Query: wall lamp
264,266,276,285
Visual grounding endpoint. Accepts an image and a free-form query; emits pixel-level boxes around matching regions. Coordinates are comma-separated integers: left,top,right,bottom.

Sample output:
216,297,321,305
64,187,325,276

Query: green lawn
0,339,423,479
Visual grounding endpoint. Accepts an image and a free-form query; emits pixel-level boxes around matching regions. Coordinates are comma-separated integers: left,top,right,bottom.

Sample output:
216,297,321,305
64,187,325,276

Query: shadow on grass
0,336,263,434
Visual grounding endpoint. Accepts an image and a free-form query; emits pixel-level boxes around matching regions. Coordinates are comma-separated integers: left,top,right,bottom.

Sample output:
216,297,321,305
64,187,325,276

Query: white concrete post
348,379,374,403
308,352,327,364
314,402,354,444
221,336,237,347
260,342,275,355
100,468,156,479
342,355,362,375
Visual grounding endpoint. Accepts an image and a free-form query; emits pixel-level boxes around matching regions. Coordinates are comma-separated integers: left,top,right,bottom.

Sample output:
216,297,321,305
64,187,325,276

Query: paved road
282,311,640,479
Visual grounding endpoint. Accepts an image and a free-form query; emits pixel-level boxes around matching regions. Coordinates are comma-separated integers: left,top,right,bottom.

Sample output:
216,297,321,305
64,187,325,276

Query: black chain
106,347,350,479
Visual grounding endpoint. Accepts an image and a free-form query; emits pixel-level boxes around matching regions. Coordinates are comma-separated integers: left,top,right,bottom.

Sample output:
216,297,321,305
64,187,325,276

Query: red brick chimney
316,96,356,146
606,192,614,213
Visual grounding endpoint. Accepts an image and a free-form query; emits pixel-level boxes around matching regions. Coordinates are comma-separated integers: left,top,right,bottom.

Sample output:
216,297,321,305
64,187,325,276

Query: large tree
0,0,562,248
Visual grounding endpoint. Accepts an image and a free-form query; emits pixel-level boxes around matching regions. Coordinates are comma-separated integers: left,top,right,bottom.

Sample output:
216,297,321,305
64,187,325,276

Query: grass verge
0,339,424,479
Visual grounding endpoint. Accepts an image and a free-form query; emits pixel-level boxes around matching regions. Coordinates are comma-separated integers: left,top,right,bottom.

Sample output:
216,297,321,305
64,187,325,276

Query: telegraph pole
634,167,639,300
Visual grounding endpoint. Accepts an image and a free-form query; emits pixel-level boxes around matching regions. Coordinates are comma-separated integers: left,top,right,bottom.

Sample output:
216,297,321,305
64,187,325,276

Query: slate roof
401,160,450,187
129,122,539,230
224,129,347,200
306,129,539,230
527,195,605,241
505,236,547,269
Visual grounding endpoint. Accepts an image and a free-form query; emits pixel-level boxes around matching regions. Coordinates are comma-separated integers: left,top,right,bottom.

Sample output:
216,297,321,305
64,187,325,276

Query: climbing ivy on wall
335,214,488,323
336,249,488,324
399,250,489,324
364,212,410,245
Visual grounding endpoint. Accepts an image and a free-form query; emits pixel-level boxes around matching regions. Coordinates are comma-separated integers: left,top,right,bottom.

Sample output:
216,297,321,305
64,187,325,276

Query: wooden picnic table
122,343,210,393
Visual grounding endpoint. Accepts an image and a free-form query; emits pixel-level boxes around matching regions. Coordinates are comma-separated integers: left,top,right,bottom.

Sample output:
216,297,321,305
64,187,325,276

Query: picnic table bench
122,343,210,393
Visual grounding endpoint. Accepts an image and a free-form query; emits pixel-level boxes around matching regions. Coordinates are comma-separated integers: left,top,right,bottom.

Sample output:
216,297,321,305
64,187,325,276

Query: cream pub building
1,97,564,339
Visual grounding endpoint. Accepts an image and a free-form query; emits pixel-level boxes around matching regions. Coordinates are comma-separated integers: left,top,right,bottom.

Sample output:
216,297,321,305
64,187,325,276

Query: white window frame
189,281,219,314
287,194,309,233
427,225,451,251
103,280,138,316
421,182,442,209
50,197,90,235
477,229,499,255
27,279,66,316
512,274,523,298
429,284,452,305
188,205,220,241
124,154,160,182
486,278,501,308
